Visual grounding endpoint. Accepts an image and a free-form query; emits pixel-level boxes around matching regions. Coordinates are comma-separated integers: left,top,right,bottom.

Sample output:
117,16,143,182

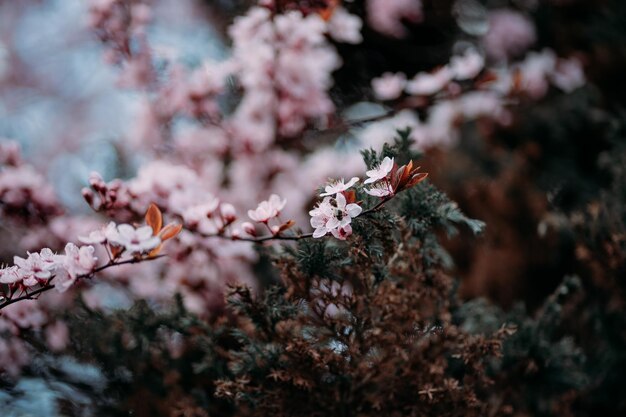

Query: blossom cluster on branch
0,141,62,225
0,204,180,311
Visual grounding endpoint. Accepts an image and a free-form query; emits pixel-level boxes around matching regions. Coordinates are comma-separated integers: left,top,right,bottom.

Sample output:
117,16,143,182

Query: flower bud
88,171,105,189
241,222,256,236
220,203,237,223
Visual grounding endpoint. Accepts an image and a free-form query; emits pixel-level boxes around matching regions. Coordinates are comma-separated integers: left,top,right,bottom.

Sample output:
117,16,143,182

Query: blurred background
2,0,626,415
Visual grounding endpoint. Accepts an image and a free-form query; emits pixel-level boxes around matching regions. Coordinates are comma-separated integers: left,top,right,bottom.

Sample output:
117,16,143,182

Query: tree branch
0,255,166,311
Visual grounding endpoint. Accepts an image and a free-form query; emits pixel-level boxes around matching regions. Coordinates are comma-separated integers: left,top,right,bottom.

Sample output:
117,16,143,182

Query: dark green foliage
457,276,588,416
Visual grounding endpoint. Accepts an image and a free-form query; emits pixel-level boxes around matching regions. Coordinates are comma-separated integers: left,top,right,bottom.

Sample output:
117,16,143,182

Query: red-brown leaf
159,223,183,241
145,203,163,235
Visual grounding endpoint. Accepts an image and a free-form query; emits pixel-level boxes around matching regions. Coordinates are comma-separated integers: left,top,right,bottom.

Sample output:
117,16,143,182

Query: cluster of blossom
0,205,180,378
88,0,154,88
0,213,177,299
88,0,362,153
81,166,287,315
372,48,486,101
81,0,369,247
366,47,585,151
364,0,583,151
227,5,362,151
372,47,583,102
245,194,290,236
0,141,62,224
0,244,97,294
310,157,428,239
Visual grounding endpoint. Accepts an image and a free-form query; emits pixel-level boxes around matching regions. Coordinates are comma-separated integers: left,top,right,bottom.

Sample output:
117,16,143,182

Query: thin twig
0,255,166,311
197,197,392,243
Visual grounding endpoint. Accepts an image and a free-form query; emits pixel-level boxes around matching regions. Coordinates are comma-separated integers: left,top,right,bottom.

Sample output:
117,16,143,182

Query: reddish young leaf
159,223,183,241
145,203,163,236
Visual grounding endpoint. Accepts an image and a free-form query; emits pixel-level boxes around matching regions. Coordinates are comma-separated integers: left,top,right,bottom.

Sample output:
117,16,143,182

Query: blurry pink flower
79,222,117,245
367,0,423,38
450,49,485,80
248,194,286,223
0,338,30,378
372,73,406,101
406,66,452,96
107,224,161,255
0,140,21,166
182,200,220,226
0,266,20,285
62,243,97,277
364,157,394,184
550,57,585,93
328,7,363,44
220,203,237,223
13,251,57,287
55,243,97,292
45,320,70,352
320,177,359,197
241,222,257,237
2,301,46,329
517,49,556,99
484,9,536,62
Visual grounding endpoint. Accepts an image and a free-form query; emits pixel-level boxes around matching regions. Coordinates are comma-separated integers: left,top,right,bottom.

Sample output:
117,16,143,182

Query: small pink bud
241,222,256,236
88,172,105,191
82,188,94,205
271,225,280,235
220,203,237,223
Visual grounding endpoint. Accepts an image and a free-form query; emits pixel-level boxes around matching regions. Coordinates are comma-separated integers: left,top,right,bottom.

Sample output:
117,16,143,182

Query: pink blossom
220,203,237,223
182,199,221,227
55,243,98,293
310,197,338,238
0,266,20,284
331,193,362,234
364,157,395,184
241,222,257,237
13,251,58,287
328,7,363,44
517,49,557,99
406,66,453,96
106,224,161,255
484,9,536,62
45,320,70,352
248,194,286,223
0,338,30,378
550,57,585,93
2,301,47,329
372,73,407,101
79,222,117,245
320,177,360,197
450,49,485,80
227,6,344,145
331,224,354,240
367,0,423,38
310,193,362,239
